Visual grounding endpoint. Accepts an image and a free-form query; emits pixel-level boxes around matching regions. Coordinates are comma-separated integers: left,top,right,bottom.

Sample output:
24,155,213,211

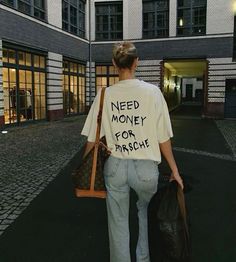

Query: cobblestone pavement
215,120,236,157
0,115,235,238
0,115,87,236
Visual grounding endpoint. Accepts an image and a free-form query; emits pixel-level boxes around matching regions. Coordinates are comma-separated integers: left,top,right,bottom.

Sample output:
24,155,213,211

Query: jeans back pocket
134,160,159,182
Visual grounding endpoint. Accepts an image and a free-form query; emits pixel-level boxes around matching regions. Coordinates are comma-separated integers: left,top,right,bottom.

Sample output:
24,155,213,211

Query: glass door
19,69,33,122
3,68,17,124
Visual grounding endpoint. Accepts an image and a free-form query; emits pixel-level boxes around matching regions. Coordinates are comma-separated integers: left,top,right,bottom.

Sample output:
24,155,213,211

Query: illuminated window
63,60,86,115
2,48,46,124
177,0,206,36
96,65,119,91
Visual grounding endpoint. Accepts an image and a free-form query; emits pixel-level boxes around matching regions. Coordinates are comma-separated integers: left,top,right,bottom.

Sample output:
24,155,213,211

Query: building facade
0,0,236,127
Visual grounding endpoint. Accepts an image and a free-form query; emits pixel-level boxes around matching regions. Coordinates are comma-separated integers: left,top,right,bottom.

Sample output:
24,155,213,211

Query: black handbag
148,178,191,262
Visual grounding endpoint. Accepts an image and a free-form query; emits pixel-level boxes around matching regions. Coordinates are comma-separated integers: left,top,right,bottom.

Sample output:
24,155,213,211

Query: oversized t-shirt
81,79,173,163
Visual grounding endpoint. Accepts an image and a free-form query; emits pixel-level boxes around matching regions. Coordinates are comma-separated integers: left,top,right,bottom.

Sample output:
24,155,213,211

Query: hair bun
112,41,138,69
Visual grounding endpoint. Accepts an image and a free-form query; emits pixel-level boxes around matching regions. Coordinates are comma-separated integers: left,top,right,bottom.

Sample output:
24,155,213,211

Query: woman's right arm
159,139,184,190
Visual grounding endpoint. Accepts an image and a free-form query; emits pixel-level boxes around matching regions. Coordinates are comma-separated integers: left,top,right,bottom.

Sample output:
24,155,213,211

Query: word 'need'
111,100,139,113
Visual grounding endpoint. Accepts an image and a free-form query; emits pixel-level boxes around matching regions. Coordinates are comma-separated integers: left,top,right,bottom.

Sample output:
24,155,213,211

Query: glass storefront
2,48,46,124
63,60,86,115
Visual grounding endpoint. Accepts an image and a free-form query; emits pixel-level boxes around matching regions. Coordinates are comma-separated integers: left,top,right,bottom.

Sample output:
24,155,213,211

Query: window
96,2,123,41
96,65,119,92
63,60,86,115
0,0,46,20
143,0,169,38
62,0,86,38
2,48,46,124
177,0,206,36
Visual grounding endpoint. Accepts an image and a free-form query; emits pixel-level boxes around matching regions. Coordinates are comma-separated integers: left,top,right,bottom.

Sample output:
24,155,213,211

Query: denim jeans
104,156,159,262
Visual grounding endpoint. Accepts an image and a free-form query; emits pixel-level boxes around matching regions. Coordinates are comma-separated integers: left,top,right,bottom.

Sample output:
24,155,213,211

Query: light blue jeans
104,156,159,262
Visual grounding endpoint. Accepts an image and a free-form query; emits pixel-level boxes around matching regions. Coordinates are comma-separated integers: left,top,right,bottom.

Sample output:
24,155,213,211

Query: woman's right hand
170,171,184,190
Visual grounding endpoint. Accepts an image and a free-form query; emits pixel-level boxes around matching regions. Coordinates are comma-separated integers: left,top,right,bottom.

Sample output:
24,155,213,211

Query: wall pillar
86,61,96,111
0,39,4,127
169,0,177,37
47,52,64,121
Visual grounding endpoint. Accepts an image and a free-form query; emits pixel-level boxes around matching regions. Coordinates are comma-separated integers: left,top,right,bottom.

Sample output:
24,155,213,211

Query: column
123,0,142,40
47,52,64,121
86,61,96,109
47,0,62,28
169,0,177,37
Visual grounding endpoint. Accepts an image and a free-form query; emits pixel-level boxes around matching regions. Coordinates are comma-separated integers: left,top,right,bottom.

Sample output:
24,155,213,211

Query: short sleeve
81,89,105,142
155,89,173,143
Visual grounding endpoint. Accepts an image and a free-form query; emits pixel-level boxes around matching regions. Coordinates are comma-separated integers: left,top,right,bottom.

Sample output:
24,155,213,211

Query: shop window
62,0,86,38
63,60,86,115
143,0,169,38
95,2,123,41
177,0,206,36
2,48,46,124
0,0,46,20
96,65,119,91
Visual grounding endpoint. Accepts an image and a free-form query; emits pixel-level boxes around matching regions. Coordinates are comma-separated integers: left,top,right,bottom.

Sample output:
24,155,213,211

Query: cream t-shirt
81,79,173,163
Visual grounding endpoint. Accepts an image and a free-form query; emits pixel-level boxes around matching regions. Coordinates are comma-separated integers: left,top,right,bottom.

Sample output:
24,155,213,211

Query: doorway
162,59,208,117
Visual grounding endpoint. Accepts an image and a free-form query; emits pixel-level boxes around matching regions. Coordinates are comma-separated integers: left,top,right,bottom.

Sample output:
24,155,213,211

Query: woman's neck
118,69,135,81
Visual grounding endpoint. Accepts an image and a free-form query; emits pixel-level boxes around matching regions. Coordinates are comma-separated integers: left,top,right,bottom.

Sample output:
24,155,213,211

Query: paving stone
0,115,87,236
0,115,234,239
0,225,9,231
215,120,236,157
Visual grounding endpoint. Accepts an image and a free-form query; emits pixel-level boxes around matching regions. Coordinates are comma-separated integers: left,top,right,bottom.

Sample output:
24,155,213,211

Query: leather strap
90,87,106,190
177,186,189,238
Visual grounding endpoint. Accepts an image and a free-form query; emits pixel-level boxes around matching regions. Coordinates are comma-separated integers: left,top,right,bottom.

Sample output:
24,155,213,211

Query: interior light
179,18,183,27
233,2,236,14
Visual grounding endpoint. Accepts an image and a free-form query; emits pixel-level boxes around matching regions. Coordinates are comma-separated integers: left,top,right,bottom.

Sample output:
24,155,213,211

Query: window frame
63,58,86,115
142,0,169,39
2,45,47,124
0,0,46,21
95,1,123,41
95,64,119,92
176,0,207,37
62,0,86,38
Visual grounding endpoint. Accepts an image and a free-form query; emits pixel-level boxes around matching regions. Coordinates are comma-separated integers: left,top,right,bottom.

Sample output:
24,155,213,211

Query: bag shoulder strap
90,87,106,191
95,87,106,144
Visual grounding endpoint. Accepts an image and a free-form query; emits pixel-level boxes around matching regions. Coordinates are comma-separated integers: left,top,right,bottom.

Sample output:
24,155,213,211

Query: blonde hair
112,41,138,69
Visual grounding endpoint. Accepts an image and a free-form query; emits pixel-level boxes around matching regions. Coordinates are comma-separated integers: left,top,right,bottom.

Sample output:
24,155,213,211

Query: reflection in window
2,48,46,124
63,60,86,115
62,0,86,38
177,0,206,36
0,0,46,20
96,65,119,91
143,0,169,38
95,2,123,40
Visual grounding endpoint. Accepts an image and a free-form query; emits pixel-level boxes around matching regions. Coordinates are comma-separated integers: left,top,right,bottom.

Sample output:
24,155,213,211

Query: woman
81,41,183,262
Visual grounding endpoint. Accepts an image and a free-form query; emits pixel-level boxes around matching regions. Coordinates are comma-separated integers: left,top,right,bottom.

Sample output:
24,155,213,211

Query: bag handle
90,87,106,190
177,186,189,238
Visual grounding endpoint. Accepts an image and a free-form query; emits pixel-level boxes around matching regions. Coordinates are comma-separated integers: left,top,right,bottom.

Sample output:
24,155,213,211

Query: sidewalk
0,115,235,261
